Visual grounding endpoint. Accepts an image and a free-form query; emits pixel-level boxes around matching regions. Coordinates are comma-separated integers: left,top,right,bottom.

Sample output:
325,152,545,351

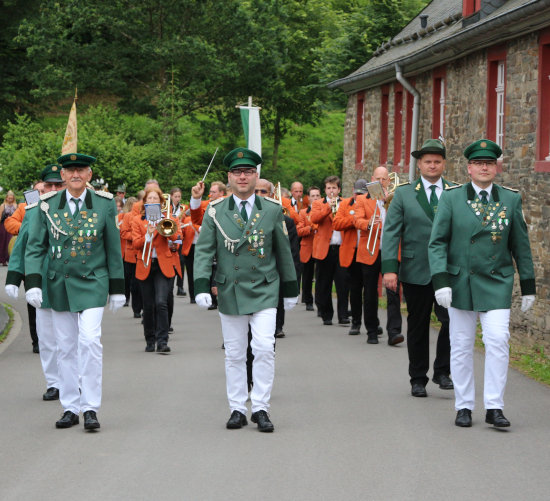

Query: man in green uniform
5,164,65,401
429,139,535,428
193,147,298,432
382,139,455,397
25,153,126,430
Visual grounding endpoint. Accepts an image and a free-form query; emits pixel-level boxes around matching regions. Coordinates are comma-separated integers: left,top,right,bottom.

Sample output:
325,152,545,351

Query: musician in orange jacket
296,186,322,311
132,186,182,353
333,180,366,335
310,175,349,325
354,167,403,345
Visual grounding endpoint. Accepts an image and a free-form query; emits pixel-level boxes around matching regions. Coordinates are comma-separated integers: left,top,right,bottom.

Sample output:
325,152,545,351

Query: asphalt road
1,267,549,501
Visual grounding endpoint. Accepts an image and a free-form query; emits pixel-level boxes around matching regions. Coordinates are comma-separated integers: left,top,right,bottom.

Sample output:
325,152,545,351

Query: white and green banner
239,106,262,175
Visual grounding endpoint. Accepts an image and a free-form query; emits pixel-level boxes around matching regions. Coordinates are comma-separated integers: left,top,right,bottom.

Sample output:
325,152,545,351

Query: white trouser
448,307,510,411
219,308,276,414
51,308,104,414
36,308,59,389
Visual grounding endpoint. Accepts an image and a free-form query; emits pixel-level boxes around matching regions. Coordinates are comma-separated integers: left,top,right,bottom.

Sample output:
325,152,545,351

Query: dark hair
324,176,341,188
170,187,182,196
308,185,320,195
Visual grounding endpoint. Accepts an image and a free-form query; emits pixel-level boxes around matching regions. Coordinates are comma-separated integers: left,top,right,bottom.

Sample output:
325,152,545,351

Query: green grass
0,303,14,344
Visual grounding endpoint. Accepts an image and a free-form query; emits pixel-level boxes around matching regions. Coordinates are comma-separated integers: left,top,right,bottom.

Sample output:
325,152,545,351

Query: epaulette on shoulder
94,190,114,199
39,191,57,201
396,182,410,189
502,185,519,193
445,184,462,190
264,196,280,205
25,202,38,210
209,197,224,206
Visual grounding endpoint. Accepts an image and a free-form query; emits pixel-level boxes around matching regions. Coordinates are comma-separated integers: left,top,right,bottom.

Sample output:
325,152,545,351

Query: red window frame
536,29,550,172
487,45,506,172
355,92,365,170
380,85,389,165
393,83,403,172
463,0,481,18
432,66,446,139
404,78,415,174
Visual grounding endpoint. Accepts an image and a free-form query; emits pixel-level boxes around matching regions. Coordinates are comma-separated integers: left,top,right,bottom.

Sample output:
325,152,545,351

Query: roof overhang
328,0,550,94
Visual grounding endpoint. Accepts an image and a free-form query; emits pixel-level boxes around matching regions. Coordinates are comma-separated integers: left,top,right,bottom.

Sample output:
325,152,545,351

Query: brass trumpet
143,194,177,267
366,172,400,255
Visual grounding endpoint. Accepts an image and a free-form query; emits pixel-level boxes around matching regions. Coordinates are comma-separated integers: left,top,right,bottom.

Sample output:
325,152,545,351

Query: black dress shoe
411,383,427,397
145,343,155,352
366,336,379,344
226,410,248,429
33,344,40,354
323,320,333,326
43,387,59,401
306,304,314,311
317,311,322,317
56,411,79,428
275,329,285,338
168,326,174,333
433,374,454,390
83,410,100,430
377,326,383,336
348,324,361,335
133,312,142,318
208,304,218,310
388,333,404,345
455,408,472,427
338,317,350,325
176,287,186,297
251,410,274,432
123,301,129,307
157,345,171,354
485,409,510,427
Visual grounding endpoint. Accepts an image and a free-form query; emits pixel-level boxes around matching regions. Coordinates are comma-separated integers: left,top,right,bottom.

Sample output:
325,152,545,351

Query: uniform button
490,270,495,275
252,266,256,270
235,266,239,270
491,255,496,260
82,260,86,264
64,260,68,264
64,245,68,249
470,239,475,244
65,274,69,278
235,252,239,256
470,270,474,275
234,280,238,284
251,279,255,283
82,275,86,278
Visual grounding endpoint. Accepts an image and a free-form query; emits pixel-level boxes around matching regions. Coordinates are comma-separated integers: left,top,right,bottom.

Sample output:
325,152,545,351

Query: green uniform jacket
429,183,535,311
381,177,455,285
194,195,298,315
5,205,52,309
25,189,125,312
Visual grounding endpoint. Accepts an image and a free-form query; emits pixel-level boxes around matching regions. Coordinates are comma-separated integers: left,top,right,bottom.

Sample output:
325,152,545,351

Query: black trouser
168,276,175,327
124,261,142,315
184,244,195,301
176,249,185,289
402,281,450,386
139,259,172,347
359,255,402,337
275,289,284,333
27,304,38,347
301,258,315,305
315,245,349,322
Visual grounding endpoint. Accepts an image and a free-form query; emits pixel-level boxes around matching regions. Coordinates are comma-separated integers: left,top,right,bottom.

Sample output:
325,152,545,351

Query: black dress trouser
301,258,315,305
139,260,171,347
402,281,450,386
315,245,349,322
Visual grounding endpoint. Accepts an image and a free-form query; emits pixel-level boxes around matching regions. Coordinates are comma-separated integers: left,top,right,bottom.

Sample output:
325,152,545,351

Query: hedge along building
329,0,550,348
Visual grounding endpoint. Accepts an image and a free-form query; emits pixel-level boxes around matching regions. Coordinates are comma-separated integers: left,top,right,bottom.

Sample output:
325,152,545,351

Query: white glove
283,296,299,311
5,284,19,299
434,287,452,309
195,293,212,309
25,288,42,309
109,294,126,313
521,295,535,313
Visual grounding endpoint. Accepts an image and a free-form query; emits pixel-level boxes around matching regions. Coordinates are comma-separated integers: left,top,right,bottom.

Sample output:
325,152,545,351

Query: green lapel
237,195,267,248
55,189,95,238
227,196,247,231
414,178,433,221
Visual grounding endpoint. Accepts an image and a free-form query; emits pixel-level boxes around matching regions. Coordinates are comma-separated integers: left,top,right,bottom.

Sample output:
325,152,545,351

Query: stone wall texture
341,31,549,349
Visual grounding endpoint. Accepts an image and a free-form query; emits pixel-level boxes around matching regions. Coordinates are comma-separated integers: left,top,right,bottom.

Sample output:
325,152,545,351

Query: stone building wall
340,30,549,348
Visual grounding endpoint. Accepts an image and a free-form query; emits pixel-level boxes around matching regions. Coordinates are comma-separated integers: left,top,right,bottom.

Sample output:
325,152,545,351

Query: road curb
0,304,21,355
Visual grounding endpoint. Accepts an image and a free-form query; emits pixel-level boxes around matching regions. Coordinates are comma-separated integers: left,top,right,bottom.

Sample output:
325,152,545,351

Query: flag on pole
239,105,262,175
62,89,78,154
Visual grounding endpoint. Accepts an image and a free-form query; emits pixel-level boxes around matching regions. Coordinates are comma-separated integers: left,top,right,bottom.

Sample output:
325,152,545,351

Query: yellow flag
62,97,78,154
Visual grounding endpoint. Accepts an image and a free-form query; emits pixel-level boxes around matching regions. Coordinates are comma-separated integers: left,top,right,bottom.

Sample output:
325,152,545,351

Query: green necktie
479,190,489,205
240,200,248,222
429,185,438,213
71,197,81,217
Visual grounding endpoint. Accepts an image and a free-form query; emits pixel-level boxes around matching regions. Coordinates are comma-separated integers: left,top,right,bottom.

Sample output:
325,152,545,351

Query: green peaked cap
41,163,63,182
464,139,502,160
223,147,262,170
57,153,97,168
